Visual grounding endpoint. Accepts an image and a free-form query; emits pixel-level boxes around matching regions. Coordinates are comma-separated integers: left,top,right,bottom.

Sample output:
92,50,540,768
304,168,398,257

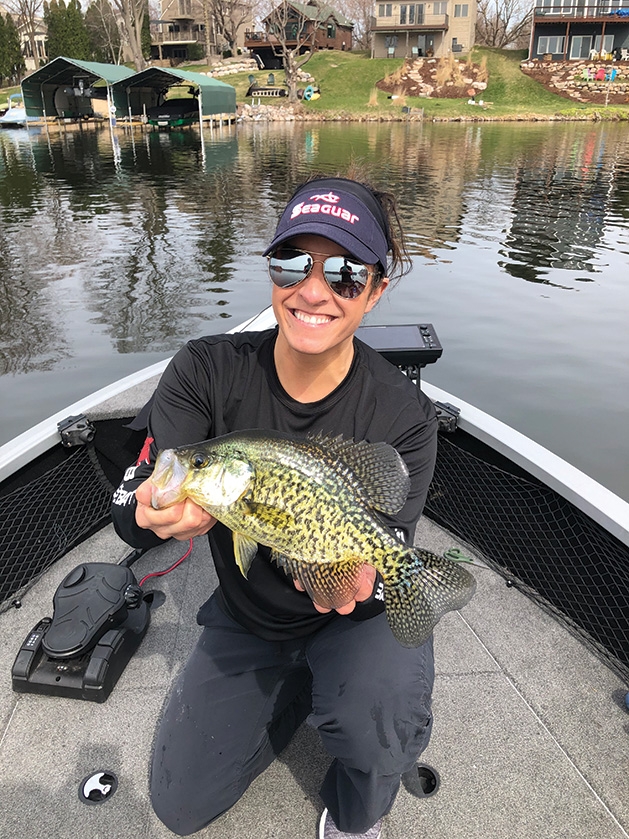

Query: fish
149,429,476,647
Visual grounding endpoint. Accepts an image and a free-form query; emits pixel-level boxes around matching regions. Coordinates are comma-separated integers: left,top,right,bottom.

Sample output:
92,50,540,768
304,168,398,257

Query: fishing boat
1,307,627,839
0,94,29,128
146,97,200,129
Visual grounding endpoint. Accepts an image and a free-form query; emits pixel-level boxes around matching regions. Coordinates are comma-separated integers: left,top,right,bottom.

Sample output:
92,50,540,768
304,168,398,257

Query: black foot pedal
12,563,150,702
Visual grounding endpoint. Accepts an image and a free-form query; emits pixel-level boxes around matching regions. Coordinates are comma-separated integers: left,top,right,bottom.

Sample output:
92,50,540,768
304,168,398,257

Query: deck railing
372,12,449,28
153,30,204,44
534,5,629,18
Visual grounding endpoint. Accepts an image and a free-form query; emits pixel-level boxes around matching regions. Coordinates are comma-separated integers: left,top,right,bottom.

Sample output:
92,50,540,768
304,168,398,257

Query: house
0,3,47,71
529,0,629,61
370,0,477,59
244,1,354,69
152,0,254,63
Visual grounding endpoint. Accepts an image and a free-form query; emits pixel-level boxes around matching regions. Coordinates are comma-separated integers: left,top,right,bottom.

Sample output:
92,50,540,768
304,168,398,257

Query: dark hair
296,171,412,288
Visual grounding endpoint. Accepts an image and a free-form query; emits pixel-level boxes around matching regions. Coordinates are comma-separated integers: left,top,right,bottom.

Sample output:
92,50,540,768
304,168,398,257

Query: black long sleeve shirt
111,328,438,640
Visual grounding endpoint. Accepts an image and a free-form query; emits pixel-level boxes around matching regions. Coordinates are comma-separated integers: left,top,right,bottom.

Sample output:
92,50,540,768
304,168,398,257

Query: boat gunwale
1,306,627,549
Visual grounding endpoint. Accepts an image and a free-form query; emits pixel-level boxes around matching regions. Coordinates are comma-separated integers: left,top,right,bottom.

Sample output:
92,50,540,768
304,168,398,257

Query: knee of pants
311,695,433,774
149,745,236,836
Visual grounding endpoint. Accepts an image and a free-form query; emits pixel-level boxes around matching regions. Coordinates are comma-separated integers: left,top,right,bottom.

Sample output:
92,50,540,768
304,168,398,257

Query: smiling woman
110,176,440,839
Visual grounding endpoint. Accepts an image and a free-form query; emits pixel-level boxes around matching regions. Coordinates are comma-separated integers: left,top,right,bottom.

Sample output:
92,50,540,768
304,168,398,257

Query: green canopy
111,67,236,120
22,57,135,118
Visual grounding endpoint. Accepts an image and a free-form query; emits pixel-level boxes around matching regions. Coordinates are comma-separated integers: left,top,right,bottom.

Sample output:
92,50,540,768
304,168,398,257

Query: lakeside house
370,0,477,59
529,0,629,61
244,1,354,69
152,0,254,63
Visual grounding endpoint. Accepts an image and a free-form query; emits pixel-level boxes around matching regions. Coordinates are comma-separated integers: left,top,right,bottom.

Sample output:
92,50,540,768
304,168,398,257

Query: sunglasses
267,247,375,300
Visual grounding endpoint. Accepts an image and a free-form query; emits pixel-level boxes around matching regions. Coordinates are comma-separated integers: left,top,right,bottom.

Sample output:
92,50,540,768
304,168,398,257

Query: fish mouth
150,449,190,509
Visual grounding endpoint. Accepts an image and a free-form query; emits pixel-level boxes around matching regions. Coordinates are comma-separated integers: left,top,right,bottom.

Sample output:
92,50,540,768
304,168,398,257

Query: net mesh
425,434,629,681
0,446,114,611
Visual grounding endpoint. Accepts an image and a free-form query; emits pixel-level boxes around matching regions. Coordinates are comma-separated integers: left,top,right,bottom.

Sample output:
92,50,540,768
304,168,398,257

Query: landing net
0,446,114,610
426,433,629,682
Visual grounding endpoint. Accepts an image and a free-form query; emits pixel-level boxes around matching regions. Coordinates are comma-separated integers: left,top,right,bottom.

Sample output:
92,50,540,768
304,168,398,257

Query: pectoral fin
272,553,365,610
233,532,259,577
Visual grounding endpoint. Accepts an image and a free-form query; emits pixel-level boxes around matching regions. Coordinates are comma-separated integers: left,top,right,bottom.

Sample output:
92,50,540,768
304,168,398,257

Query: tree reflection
1,121,628,382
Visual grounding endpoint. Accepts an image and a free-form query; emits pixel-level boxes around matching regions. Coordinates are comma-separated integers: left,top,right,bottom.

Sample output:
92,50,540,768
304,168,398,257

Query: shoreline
238,103,629,123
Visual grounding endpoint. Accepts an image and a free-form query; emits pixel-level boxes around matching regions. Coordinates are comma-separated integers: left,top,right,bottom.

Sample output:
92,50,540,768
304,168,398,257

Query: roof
264,0,354,28
23,57,134,88
111,66,236,117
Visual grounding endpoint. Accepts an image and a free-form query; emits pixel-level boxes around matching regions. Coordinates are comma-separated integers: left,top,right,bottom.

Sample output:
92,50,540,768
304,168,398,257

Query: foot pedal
12,563,150,702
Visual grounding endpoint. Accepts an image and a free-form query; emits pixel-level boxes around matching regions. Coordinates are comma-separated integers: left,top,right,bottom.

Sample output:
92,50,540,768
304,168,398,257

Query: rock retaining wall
521,59,629,104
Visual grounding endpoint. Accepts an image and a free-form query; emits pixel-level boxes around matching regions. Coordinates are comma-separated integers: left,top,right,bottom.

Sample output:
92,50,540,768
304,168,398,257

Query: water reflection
499,129,614,282
2,122,629,376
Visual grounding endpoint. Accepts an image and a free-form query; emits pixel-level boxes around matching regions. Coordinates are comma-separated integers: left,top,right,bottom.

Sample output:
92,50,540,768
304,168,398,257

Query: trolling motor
12,562,150,703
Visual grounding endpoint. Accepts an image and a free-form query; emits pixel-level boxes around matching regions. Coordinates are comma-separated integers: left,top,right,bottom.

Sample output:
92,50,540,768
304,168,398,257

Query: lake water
1,120,628,501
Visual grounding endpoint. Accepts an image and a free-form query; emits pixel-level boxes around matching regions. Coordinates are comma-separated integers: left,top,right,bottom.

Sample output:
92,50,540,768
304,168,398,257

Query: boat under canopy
110,66,236,124
21,57,135,121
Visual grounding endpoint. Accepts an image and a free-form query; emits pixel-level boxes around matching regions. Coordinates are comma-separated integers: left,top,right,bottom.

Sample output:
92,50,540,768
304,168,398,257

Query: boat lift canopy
110,66,236,121
21,57,135,119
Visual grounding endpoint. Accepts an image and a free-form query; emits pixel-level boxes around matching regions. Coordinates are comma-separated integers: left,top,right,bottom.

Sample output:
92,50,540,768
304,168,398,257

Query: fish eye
191,452,208,469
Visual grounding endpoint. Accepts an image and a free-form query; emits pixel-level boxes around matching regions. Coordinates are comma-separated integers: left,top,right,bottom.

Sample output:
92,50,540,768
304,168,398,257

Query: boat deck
1,512,627,839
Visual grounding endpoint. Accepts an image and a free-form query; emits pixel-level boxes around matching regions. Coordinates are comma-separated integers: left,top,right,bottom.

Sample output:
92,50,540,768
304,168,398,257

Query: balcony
153,29,205,45
244,29,316,50
534,4,629,19
371,12,449,30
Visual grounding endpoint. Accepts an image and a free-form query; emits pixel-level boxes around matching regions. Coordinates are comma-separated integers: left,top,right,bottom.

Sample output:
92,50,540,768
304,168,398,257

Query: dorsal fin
307,432,411,516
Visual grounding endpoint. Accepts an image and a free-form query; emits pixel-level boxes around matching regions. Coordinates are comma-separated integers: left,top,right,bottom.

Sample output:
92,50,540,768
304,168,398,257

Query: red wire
138,538,194,586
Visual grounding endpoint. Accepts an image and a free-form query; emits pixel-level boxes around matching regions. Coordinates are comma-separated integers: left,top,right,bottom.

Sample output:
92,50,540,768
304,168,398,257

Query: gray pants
150,594,434,836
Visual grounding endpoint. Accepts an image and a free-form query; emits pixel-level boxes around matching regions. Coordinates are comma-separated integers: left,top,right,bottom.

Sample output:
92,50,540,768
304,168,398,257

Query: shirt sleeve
110,341,215,548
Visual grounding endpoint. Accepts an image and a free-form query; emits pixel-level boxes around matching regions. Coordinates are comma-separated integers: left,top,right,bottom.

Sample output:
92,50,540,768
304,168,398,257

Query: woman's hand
135,479,216,541
294,564,377,615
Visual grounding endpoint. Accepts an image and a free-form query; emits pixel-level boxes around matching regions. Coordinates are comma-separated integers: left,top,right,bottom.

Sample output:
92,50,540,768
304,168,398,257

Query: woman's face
271,233,388,361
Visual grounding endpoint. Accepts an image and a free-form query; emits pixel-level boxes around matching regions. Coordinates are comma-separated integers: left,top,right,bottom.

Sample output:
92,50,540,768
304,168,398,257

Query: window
594,34,614,54
378,3,393,15
537,35,565,54
570,35,591,59
434,1,447,12
400,4,425,23
327,22,336,38
454,4,468,16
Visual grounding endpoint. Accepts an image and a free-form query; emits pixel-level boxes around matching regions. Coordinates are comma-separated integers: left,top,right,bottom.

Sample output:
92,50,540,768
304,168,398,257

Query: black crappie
150,429,476,647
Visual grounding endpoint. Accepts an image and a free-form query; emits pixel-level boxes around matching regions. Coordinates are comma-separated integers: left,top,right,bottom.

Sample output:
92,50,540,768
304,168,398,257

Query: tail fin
383,548,477,647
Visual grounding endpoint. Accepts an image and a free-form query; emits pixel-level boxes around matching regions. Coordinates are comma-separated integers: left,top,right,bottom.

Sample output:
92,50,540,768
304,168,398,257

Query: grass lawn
0,86,22,109
200,47,629,121
3,49,628,121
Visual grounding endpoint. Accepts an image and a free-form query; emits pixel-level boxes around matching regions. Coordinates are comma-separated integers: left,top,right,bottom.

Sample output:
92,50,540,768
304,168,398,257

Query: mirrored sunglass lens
323,257,369,298
268,251,312,288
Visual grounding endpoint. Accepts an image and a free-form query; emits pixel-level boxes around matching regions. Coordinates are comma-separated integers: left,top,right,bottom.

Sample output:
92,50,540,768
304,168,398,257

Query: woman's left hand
293,564,377,614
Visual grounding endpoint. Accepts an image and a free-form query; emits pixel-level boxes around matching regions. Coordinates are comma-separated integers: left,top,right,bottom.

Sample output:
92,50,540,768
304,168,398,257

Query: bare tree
4,0,44,69
86,0,123,64
335,0,370,51
475,0,532,49
266,1,320,102
111,0,147,69
211,0,255,53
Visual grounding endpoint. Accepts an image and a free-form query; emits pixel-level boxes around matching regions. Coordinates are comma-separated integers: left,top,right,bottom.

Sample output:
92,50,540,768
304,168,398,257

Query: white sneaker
318,808,383,839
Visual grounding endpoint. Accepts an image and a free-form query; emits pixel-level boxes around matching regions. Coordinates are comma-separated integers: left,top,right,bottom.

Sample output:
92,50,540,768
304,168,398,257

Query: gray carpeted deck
1,515,628,839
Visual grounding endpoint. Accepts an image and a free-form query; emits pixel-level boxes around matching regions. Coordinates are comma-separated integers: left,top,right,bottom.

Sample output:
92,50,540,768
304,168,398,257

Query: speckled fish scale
151,429,476,647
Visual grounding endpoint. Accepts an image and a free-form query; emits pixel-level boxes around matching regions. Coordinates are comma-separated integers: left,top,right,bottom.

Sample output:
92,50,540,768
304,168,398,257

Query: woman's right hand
135,478,216,541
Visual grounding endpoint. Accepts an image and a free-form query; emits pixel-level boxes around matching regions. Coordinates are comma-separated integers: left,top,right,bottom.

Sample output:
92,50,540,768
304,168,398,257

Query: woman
112,176,439,839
